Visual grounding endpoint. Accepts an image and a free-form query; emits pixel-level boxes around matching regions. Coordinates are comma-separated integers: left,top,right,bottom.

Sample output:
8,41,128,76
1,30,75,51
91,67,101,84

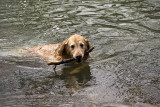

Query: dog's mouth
74,54,83,63
75,58,82,63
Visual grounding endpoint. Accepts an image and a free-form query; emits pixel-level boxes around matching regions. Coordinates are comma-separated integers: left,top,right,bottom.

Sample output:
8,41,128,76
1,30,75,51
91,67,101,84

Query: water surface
0,0,160,107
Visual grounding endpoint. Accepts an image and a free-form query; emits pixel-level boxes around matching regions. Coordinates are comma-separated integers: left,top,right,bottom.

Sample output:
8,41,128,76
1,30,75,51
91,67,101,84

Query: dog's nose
75,54,82,63
76,54,82,59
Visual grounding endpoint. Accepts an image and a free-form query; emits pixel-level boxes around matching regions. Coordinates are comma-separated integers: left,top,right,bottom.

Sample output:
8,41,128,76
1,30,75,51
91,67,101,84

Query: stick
48,47,94,66
84,46,94,56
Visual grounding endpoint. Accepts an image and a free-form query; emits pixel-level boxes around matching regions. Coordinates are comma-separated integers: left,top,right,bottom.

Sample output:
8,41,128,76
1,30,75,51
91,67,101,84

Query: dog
28,34,91,64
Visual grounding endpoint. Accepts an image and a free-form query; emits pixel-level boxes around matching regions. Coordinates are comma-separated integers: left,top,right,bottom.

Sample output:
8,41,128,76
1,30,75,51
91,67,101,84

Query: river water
0,0,160,107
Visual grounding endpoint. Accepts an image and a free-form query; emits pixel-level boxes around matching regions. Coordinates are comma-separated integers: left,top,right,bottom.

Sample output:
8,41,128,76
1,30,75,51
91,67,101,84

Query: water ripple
0,0,160,106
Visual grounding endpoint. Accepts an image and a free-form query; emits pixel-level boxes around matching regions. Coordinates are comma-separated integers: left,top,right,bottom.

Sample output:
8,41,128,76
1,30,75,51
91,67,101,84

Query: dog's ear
58,38,69,56
85,38,91,50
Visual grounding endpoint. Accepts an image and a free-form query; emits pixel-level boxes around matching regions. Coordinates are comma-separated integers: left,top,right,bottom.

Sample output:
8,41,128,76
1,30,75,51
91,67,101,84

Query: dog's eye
80,43,84,48
71,45,75,49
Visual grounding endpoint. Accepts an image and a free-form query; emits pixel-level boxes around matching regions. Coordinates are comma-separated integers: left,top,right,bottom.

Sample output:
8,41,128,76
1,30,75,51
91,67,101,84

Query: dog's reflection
58,62,91,91
18,62,91,95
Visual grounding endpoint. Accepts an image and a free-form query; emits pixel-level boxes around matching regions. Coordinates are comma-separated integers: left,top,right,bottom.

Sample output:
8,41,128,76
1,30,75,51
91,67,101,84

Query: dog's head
58,34,90,63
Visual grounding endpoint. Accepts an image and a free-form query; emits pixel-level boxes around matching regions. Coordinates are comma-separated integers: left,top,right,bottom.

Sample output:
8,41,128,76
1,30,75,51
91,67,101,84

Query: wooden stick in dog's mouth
47,47,94,66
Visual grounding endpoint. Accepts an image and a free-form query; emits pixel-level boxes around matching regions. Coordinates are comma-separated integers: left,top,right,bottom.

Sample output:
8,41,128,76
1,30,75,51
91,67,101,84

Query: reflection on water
0,0,160,106
60,62,91,90
17,62,91,95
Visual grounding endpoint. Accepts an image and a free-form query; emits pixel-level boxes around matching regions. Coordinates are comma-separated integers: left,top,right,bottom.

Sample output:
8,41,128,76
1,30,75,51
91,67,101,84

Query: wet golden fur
28,34,90,64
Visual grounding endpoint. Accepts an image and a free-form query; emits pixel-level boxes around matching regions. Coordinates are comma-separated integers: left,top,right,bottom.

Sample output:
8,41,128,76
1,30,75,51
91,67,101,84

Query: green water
0,0,160,106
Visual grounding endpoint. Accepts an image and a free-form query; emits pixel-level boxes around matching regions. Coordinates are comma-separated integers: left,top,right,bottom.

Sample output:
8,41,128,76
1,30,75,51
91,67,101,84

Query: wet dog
28,34,91,64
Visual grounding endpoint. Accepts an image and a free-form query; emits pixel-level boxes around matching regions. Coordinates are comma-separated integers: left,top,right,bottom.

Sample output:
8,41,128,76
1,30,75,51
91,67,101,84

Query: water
0,0,160,106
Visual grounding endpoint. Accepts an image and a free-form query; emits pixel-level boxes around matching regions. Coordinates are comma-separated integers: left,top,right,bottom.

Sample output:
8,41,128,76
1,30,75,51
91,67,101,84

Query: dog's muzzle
75,55,82,63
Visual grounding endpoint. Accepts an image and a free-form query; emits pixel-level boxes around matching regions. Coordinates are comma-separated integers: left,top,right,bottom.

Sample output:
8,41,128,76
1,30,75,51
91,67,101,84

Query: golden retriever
28,34,91,64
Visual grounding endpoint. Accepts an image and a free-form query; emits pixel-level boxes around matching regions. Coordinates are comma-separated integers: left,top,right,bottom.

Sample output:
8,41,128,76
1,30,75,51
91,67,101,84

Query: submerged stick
48,47,94,66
